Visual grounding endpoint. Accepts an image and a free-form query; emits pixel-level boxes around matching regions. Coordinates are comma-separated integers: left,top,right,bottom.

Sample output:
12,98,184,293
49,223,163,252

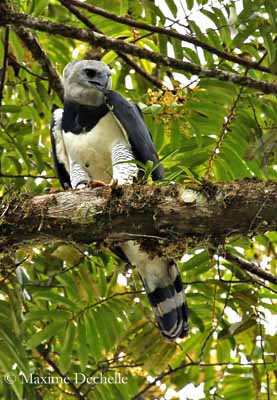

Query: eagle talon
109,178,119,189
87,179,107,189
48,188,62,193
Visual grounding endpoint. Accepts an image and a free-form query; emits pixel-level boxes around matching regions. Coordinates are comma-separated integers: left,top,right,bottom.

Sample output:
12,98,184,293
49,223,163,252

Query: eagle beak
88,80,103,87
84,67,111,91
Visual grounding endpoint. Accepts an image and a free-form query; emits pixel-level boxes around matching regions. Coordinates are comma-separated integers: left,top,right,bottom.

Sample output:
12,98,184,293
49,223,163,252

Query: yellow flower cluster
147,87,185,107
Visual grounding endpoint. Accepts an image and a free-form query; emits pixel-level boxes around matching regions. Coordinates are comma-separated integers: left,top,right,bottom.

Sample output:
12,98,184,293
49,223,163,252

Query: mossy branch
1,181,276,253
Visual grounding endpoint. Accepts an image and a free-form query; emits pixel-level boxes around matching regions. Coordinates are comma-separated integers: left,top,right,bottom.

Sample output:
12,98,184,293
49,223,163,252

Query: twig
183,279,251,284
78,290,143,317
0,255,29,285
60,0,100,32
58,0,163,89
249,199,267,231
0,26,9,107
199,269,234,361
39,351,85,399
12,25,64,101
1,11,277,95
0,173,57,179
111,232,167,240
222,250,277,285
132,360,277,399
8,56,48,80
116,52,163,89
205,86,243,179
14,27,63,101
66,0,271,75
184,278,277,294
257,311,271,400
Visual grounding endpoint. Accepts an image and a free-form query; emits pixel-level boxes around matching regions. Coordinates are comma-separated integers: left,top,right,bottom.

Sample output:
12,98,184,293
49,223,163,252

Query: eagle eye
85,68,97,79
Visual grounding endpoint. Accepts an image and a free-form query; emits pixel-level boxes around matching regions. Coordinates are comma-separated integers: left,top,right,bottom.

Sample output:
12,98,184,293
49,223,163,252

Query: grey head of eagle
63,60,112,105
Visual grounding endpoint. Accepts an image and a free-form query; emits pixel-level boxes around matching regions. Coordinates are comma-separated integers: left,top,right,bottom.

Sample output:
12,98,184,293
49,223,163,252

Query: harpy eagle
50,60,189,340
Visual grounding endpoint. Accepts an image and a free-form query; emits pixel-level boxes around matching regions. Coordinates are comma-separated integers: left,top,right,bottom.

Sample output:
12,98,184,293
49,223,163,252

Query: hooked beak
86,70,111,91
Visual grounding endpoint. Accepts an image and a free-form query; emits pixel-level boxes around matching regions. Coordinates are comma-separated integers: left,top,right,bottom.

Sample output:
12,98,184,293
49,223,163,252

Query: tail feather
120,241,189,340
147,273,189,340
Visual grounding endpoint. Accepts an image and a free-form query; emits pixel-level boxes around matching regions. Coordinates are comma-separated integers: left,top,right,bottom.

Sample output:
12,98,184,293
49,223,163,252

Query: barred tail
145,268,189,340
120,241,189,340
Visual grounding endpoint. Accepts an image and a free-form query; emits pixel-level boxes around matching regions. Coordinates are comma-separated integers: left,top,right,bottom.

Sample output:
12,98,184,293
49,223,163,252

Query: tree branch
67,0,271,75
13,26,64,101
221,250,277,285
205,86,244,179
1,10,277,95
0,173,56,179
39,350,85,399
0,181,276,257
0,26,9,107
58,0,164,89
1,0,63,97
78,290,143,318
8,56,48,80
132,360,277,400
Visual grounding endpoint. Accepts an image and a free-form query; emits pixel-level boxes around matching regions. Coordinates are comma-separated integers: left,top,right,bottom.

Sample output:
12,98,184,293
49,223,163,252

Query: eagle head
63,60,112,106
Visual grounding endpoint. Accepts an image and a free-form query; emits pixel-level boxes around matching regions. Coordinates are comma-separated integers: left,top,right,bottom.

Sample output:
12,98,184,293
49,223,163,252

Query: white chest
63,111,129,181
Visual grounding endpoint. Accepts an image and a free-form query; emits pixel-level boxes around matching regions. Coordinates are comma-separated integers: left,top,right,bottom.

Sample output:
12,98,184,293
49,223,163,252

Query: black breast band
62,101,108,134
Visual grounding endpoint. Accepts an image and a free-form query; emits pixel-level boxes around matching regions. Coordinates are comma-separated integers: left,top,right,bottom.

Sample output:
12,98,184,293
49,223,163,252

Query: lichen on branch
1,181,276,252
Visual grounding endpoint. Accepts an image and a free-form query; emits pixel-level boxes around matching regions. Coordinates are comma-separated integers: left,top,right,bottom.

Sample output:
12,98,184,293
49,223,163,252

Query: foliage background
0,0,276,399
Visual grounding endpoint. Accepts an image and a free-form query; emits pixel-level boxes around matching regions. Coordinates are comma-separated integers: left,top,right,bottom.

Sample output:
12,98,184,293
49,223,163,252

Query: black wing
105,90,164,181
50,109,72,189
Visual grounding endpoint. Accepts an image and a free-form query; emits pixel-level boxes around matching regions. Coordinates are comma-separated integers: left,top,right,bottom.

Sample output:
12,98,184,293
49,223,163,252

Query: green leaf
218,317,256,339
183,47,201,64
5,156,22,174
84,311,102,362
30,0,48,16
24,309,71,322
32,290,79,311
262,30,276,65
0,349,23,399
77,320,88,372
59,321,76,374
26,320,65,348
232,20,257,47
180,250,210,271
0,327,28,375
165,0,177,17
9,29,25,62
265,0,277,32
211,7,231,46
265,362,277,373
187,0,194,11
0,105,21,113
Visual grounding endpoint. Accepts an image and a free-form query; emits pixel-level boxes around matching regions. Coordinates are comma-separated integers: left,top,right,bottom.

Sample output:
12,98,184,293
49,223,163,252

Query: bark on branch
67,0,271,75
0,26,9,107
13,26,64,101
58,0,164,89
1,0,64,100
1,9,277,95
1,181,276,254
222,250,277,285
